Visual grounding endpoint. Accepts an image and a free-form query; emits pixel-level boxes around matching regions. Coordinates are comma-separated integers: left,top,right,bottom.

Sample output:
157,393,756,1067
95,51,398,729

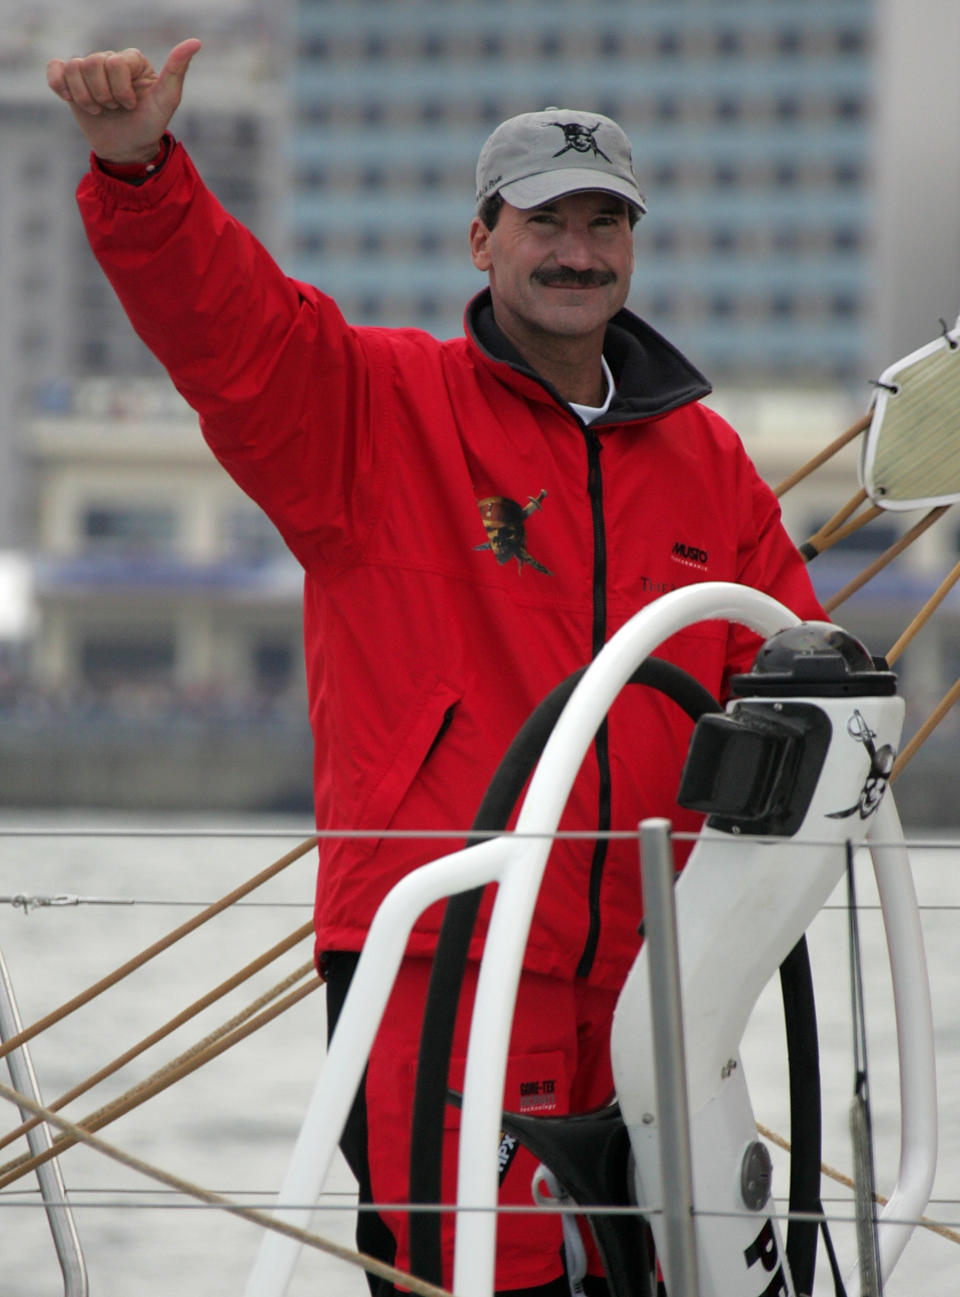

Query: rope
756,1124,960,1247
0,834,318,1064
0,963,319,1191
0,920,314,1156
0,1075,454,1297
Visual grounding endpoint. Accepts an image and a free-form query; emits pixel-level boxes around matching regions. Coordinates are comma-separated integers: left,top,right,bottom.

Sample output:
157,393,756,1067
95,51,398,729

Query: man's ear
470,218,493,271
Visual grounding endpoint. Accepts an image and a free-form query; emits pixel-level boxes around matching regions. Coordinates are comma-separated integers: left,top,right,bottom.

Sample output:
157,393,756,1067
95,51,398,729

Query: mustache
532,267,617,288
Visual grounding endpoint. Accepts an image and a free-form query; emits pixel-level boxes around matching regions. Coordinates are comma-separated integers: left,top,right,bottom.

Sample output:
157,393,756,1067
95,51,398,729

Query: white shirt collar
568,355,615,424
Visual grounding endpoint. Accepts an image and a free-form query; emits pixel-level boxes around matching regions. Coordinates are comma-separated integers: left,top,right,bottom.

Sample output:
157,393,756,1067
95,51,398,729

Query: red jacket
78,141,826,989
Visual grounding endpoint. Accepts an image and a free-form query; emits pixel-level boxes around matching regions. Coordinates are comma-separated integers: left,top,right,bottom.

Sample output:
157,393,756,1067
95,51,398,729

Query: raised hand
46,39,202,164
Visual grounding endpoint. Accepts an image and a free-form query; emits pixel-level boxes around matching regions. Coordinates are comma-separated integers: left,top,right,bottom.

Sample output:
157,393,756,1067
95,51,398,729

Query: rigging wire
846,842,884,1296
0,1074,454,1297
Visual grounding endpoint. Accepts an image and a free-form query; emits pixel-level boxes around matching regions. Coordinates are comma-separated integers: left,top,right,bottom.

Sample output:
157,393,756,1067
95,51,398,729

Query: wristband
95,135,172,184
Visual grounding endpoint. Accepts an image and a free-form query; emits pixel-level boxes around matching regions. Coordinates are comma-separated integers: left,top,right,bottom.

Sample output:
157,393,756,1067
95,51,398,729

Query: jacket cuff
85,134,184,209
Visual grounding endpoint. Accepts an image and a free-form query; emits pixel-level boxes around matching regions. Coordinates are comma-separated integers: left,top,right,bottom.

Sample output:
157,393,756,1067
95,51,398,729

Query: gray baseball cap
476,108,646,214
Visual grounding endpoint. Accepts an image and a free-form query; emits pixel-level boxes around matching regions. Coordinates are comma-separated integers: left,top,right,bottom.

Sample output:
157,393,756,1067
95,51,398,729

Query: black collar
465,289,712,423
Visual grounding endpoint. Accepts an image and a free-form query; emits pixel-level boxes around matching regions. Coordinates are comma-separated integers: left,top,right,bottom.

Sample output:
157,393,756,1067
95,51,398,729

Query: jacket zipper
576,426,612,979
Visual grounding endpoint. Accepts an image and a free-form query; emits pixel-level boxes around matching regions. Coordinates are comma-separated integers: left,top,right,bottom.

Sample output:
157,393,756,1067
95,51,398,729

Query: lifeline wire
0,1075,454,1297
0,833,318,1065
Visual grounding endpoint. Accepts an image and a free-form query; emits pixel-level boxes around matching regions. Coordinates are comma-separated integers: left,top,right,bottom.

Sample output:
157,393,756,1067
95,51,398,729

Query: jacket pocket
354,677,462,856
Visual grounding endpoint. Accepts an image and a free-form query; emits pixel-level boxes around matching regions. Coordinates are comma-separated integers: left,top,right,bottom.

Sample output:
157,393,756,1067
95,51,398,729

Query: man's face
469,191,635,347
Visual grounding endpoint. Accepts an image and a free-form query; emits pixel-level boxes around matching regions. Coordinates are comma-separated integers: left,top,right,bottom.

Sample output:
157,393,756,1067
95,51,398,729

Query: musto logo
671,540,709,568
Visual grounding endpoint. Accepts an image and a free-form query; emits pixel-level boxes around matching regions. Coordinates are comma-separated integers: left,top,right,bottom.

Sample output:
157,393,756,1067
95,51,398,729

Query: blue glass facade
289,0,875,383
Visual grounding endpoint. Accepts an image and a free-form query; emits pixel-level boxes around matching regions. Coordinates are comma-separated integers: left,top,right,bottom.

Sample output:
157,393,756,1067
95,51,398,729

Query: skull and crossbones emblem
474,490,551,574
551,122,612,163
827,709,896,820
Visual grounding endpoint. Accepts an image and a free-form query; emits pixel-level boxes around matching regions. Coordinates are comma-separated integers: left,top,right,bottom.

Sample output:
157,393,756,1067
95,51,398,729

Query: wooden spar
885,557,960,665
773,411,872,498
824,506,949,613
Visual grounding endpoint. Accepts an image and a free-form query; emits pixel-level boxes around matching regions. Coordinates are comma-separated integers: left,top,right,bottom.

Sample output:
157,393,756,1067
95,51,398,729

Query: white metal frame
244,582,937,1297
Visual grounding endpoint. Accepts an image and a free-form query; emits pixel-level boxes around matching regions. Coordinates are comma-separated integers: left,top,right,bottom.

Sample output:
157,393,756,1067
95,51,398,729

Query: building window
253,640,294,693
834,161,862,187
831,293,859,319
837,28,868,56
711,227,737,252
773,227,802,253
296,232,327,256
421,99,445,124
833,227,862,252
422,33,446,59
296,165,328,190
299,35,329,59
775,96,800,121
79,338,110,370
298,103,330,126
835,96,866,122
770,295,797,320
224,507,287,564
418,231,444,256
776,28,803,57
647,294,675,320
81,505,177,556
774,162,799,189
657,31,682,58
710,295,736,320
715,98,741,123
80,636,175,689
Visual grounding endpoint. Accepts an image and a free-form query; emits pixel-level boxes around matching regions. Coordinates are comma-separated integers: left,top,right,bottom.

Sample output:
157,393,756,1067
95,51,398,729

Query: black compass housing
678,622,896,834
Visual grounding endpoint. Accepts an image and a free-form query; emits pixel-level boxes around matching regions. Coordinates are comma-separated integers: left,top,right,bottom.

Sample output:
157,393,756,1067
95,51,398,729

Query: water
0,812,957,1295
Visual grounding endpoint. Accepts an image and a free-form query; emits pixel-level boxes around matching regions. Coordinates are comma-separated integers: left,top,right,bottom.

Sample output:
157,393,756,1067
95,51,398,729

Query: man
48,41,826,1297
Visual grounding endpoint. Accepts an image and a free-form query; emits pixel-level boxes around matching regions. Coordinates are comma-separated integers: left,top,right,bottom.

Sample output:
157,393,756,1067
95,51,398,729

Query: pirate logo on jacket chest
474,490,551,575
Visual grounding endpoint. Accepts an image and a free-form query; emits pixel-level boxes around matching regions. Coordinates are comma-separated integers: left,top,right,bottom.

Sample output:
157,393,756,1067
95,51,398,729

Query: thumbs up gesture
46,39,202,164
